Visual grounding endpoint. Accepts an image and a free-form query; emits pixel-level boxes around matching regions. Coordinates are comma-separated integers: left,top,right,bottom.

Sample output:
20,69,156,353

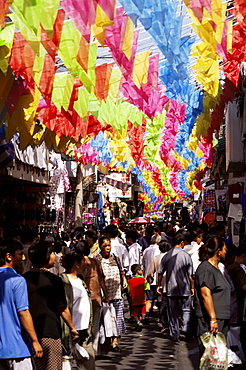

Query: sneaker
135,322,143,332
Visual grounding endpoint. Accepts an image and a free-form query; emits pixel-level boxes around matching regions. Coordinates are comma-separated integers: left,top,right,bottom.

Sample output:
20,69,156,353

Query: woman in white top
60,251,95,370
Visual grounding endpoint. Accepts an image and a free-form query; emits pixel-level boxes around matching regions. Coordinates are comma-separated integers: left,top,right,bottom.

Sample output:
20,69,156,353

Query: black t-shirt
194,261,230,320
24,270,67,339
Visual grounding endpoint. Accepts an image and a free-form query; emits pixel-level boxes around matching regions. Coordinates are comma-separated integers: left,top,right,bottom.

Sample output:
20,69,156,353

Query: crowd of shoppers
0,215,246,369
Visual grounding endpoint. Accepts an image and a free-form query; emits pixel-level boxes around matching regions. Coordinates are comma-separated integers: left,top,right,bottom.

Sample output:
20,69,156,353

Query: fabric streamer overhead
0,0,244,210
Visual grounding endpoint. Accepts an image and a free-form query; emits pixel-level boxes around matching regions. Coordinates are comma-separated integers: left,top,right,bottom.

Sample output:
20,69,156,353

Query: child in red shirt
128,264,150,332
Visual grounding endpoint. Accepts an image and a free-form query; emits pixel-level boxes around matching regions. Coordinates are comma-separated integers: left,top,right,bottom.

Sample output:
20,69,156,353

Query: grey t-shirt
194,260,231,319
158,247,193,296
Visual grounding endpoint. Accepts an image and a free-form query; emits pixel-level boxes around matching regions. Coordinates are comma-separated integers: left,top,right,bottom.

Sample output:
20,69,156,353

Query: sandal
111,346,121,353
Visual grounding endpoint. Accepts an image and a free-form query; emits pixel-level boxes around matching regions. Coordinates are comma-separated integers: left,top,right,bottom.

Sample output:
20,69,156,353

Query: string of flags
0,0,245,210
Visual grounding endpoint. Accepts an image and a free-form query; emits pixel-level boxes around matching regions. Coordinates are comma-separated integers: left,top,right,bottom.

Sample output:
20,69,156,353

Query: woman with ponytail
194,236,231,354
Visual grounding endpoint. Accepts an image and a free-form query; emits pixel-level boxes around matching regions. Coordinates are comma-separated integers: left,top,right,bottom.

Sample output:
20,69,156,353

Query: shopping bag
101,303,118,338
72,342,90,362
227,349,242,368
62,355,73,370
62,345,74,370
227,326,245,364
200,332,228,369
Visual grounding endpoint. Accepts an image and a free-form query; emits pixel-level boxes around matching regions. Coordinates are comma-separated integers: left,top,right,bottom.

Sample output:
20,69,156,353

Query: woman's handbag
200,332,228,369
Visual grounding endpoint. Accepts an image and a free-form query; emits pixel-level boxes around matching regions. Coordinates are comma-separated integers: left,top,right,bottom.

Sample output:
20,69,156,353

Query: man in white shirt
147,240,170,332
142,233,162,322
143,234,161,281
125,230,142,277
104,224,129,273
183,230,203,273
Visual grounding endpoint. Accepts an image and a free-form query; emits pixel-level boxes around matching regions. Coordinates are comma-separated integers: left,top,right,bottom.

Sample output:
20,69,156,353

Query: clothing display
96,191,103,210
118,202,127,218
203,190,216,213
97,211,105,229
49,153,71,228
228,183,244,204
0,184,51,230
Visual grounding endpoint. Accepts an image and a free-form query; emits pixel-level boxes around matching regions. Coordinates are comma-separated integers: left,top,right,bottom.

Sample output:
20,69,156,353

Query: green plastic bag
200,332,228,369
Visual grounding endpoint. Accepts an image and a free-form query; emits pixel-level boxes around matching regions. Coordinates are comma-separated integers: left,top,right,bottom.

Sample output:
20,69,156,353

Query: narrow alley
96,308,200,370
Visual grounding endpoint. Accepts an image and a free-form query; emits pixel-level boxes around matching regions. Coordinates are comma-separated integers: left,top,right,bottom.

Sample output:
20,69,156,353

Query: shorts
0,357,34,370
145,289,154,301
131,304,146,317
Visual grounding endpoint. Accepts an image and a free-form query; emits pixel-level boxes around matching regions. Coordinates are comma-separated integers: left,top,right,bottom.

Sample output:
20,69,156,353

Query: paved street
96,305,200,370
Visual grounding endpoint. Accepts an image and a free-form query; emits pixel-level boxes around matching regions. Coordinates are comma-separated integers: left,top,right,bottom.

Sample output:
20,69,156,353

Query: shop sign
106,172,132,201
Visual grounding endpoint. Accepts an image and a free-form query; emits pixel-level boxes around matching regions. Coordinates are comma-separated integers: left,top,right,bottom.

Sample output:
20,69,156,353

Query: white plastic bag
200,332,228,369
227,349,242,367
227,326,245,364
101,303,118,338
62,355,73,370
72,343,89,362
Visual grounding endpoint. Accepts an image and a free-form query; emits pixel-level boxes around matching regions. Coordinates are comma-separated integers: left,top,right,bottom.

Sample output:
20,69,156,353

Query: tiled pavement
95,305,200,370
